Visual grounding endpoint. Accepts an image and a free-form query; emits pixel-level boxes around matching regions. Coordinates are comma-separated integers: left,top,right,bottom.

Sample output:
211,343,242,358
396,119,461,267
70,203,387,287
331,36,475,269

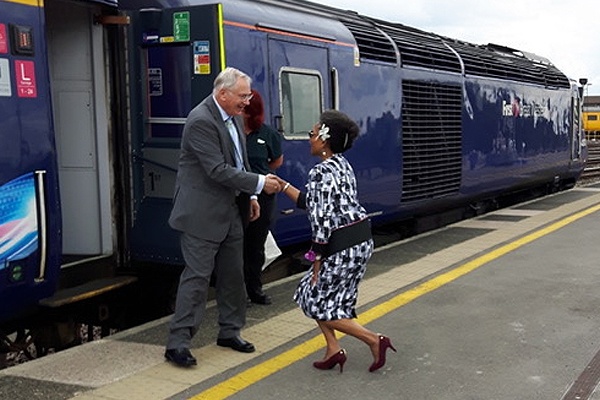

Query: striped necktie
225,118,245,171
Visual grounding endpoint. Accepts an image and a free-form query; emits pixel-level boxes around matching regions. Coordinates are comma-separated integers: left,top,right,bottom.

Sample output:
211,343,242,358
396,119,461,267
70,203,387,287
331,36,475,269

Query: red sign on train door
15,60,37,98
0,24,7,54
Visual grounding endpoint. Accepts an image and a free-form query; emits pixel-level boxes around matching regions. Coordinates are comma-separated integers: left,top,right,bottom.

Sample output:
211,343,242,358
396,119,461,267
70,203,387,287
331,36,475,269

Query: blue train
0,0,587,328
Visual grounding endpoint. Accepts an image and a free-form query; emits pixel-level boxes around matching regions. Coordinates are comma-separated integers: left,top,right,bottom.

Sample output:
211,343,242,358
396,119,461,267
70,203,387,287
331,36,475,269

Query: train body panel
461,81,573,193
0,0,62,322
0,0,586,325
1,0,121,323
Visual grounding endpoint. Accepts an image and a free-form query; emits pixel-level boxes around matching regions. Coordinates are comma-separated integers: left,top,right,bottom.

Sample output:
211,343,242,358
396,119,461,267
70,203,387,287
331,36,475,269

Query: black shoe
249,293,272,305
164,348,197,367
217,336,256,353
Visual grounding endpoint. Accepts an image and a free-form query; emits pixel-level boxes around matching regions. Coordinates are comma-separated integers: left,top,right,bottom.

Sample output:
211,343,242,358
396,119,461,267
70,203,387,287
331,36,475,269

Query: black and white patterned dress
293,154,374,321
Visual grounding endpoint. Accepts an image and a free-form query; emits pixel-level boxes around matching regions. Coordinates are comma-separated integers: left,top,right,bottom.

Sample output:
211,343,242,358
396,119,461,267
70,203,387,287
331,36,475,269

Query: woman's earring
322,151,327,156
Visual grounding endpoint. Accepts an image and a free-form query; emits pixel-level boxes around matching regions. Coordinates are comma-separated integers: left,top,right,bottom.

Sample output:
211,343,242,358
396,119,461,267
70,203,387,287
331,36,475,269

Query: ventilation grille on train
353,18,570,88
402,81,463,202
286,1,570,88
342,20,397,63
378,22,463,73
448,41,571,88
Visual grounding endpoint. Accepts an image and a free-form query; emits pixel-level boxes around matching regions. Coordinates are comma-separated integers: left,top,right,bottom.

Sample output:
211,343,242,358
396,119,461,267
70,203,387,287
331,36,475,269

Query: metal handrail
34,170,47,283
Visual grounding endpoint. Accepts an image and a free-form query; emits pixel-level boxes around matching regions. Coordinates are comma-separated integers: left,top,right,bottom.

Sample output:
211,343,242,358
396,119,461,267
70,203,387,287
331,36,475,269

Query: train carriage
123,0,586,261
0,0,130,325
582,96,600,140
0,0,586,330
1,0,61,323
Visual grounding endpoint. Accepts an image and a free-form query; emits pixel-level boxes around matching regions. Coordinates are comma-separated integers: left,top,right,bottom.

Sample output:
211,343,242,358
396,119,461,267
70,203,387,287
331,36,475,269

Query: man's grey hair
213,67,252,95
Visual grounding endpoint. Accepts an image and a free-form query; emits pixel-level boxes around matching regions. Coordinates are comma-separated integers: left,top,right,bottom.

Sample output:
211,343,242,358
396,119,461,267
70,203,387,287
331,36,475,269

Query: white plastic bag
262,231,282,270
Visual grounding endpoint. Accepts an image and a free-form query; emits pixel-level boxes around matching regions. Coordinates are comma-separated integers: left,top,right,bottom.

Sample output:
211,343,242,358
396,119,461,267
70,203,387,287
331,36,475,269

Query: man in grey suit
165,67,281,367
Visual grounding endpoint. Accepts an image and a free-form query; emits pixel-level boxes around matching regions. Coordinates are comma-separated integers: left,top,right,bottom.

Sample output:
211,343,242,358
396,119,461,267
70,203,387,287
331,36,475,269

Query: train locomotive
124,0,586,259
0,0,587,339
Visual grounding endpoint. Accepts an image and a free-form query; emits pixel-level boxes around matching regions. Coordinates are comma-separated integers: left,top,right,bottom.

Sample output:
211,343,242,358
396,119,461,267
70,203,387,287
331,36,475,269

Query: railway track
580,141,600,183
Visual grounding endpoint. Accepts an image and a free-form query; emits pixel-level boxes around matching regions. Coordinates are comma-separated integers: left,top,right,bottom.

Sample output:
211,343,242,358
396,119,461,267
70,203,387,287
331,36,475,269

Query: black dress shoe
249,293,272,305
164,348,197,367
217,336,256,353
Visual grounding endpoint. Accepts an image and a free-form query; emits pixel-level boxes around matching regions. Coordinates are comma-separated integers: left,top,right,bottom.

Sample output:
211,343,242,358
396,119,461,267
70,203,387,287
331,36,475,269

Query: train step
38,276,138,308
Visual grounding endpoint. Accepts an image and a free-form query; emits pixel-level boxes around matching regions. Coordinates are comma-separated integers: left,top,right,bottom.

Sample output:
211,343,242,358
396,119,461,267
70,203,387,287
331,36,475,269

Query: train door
267,38,331,244
127,6,222,263
45,0,112,257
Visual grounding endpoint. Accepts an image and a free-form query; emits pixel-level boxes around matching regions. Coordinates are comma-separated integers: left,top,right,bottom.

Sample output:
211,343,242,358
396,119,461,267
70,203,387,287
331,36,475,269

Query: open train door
267,38,333,245
126,5,224,264
45,0,115,258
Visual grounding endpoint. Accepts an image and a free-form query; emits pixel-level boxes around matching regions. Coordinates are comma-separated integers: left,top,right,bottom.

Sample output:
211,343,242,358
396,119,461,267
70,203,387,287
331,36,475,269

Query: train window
588,115,598,121
280,69,322,139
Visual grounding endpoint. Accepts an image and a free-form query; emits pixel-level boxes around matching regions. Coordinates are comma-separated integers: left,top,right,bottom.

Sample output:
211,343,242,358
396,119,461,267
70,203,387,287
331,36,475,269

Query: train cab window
280,69,322,139
588,115,598,121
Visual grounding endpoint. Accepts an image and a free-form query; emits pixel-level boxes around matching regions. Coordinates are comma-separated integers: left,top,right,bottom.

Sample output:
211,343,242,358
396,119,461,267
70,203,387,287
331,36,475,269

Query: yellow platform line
192,203,600,400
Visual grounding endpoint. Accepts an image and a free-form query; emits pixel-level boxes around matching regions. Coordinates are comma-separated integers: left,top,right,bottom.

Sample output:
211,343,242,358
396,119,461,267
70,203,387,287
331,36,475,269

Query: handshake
262,174,291,195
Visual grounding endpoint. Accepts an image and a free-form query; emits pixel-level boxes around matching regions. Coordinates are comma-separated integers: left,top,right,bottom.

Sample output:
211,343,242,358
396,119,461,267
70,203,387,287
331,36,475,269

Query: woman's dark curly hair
319,110,359,153
244,89,265,132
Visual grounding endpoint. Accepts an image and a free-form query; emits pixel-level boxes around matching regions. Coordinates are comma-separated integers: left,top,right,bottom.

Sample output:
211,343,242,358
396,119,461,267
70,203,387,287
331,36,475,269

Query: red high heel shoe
313,349,347,373
369,334,396,372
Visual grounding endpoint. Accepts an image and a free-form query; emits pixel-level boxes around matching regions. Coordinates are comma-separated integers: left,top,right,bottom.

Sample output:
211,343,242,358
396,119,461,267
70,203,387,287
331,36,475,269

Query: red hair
244,89,265,132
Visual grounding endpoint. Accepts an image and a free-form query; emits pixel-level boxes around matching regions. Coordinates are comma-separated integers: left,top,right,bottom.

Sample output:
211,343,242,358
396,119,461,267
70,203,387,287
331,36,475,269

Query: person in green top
243,89,283,305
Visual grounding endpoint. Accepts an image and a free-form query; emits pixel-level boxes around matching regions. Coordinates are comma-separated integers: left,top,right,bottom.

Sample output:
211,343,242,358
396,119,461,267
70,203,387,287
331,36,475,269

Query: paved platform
2,184,600,400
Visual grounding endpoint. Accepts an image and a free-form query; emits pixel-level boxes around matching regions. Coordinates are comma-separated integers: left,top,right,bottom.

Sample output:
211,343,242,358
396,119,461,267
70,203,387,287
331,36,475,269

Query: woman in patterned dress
277,110,395,373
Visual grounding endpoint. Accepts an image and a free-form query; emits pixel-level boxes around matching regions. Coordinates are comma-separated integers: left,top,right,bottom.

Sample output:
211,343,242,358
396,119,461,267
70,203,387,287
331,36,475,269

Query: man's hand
272,175,287,187
249,198,260,222
262,174,281,194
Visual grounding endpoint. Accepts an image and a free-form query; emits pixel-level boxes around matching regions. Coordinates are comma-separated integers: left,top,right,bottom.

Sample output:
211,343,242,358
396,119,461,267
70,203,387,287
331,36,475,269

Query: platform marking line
191,203,600,400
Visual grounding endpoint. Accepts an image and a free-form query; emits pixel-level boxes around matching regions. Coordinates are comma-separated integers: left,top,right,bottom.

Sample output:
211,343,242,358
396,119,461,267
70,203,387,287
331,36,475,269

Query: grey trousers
166,222,247,350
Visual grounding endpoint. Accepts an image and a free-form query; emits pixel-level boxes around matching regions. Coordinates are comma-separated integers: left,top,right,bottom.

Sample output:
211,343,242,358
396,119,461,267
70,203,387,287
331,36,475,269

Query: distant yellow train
582,96,600,140
583,110,600,132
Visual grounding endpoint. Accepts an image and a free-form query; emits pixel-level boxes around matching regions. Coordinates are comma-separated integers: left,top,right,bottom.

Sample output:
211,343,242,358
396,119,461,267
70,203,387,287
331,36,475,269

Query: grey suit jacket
169,96,260,241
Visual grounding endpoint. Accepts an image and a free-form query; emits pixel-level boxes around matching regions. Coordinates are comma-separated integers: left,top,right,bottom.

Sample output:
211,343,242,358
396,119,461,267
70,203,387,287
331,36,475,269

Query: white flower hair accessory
317,124,331,141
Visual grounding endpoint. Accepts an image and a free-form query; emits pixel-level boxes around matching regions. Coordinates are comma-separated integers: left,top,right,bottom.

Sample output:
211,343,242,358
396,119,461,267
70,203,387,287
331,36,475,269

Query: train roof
219,0,356,44
123,0,571,89
584,96,600,106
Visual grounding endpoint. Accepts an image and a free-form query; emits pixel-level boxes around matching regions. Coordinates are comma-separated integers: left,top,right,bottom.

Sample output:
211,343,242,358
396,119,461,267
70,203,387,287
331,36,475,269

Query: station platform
2,184,600,400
